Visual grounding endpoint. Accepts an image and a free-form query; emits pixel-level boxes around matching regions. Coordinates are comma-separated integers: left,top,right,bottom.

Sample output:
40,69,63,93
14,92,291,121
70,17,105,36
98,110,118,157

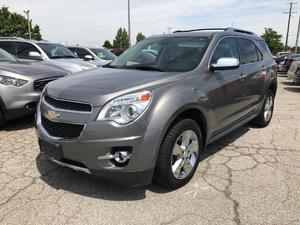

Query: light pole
128,0,131,47
23,10,31,39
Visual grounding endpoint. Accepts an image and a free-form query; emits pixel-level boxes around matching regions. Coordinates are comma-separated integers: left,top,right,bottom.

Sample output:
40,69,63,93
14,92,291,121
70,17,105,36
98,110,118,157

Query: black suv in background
36,28,277,189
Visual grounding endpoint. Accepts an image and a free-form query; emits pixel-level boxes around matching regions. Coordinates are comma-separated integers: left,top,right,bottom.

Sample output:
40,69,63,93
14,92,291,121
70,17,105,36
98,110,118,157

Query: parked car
287,61,300,84
36,28,277,189
0,38,97,73
68,46,116,66
277,54,300,73
0,48,69,127
110,48,127,56
276,51,291,57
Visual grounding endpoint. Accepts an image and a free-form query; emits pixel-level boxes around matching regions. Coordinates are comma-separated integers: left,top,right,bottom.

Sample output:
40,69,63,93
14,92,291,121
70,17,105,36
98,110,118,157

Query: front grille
41,115,84,139
33,77,62,91
44,95,92,112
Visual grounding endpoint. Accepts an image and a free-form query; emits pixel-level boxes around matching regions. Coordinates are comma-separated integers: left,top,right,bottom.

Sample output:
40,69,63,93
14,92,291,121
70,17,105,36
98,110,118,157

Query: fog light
114,151,131,163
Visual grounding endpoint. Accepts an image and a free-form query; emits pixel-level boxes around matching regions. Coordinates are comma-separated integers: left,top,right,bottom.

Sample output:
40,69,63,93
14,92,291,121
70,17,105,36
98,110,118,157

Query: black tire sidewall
156,119,203,189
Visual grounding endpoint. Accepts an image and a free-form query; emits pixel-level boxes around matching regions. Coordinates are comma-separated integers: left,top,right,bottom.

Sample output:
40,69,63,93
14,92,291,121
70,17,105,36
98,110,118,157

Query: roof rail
173,27,257,36
0,37,25,40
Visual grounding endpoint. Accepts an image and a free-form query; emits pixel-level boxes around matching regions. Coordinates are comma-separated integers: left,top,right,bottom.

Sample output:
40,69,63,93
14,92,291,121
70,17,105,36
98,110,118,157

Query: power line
283,2,297,50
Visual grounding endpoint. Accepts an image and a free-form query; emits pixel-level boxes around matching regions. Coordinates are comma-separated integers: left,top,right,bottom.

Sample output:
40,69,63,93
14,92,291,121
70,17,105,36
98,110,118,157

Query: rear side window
237,38,259,64
16,42,41,59
0,42,15,55
211,37,239,64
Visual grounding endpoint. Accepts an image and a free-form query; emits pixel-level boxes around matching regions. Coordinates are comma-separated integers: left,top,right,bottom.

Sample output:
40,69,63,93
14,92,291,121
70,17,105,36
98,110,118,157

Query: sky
0,0,299,47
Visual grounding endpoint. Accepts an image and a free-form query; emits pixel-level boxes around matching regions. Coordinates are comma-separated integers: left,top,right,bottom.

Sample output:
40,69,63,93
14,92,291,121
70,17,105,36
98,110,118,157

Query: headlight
97,91,152,124
0,75,28,87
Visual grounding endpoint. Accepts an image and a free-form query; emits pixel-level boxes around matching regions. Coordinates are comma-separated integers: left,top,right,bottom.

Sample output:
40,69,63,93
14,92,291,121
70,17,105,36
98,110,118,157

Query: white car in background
0,38,97,73
68,46,116,66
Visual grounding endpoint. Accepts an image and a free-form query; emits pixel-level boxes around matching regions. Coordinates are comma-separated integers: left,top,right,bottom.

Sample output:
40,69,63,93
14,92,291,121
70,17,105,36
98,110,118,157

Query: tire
154,118,203,189
250,89,275,128
0,108,6,128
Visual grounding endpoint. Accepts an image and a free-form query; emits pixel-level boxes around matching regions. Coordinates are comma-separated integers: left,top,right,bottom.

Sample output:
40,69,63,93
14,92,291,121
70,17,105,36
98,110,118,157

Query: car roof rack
173,27,257,36
0,37,25,40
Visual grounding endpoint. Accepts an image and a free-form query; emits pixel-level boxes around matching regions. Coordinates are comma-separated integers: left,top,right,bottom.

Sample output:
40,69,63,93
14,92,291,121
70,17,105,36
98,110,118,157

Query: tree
136,32,145,43
113,28,129,48
103,40,113,49
261,28,284,55
0,6,42,40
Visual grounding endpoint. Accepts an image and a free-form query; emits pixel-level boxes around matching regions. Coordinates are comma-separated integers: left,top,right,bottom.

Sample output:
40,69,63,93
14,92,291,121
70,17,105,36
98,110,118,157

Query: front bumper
36,98,163,187
0,84,40,120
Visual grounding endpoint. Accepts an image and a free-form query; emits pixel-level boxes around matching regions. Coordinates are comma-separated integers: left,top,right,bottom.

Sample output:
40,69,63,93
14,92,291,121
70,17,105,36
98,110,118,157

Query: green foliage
113,28,129,48
103,40,113,48
0,6,42,40
136,32,145,43
261,28,284,55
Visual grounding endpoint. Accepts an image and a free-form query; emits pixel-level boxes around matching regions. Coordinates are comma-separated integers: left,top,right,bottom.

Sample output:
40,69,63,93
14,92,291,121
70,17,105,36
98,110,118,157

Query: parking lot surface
0,77,300,225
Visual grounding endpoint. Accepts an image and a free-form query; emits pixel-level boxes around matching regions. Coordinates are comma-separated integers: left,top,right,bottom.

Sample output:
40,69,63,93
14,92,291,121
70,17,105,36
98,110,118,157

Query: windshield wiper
125,66,165,72
51,55,77,59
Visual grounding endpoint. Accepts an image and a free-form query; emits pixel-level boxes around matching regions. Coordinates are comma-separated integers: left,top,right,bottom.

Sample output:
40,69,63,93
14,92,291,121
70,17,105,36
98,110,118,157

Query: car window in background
0,42,15,55
70,48,92,59
90,48,116,60
37,43,77,59
16,42,40,59
211,38,239,64
109,36,209,72
0,48,17,62
238,38,259,64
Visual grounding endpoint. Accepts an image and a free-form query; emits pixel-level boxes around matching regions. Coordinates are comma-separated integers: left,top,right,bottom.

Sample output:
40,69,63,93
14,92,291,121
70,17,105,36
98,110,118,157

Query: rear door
208,37,246,131
237,38,265,115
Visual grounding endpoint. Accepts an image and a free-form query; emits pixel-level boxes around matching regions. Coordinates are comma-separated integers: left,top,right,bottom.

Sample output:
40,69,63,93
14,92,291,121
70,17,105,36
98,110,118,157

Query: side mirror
210,57,239,71
84,55,94,61
28,51,42,60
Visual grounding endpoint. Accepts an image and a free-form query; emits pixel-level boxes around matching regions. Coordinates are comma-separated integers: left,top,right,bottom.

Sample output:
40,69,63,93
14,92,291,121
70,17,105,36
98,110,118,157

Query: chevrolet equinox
36,28,277,189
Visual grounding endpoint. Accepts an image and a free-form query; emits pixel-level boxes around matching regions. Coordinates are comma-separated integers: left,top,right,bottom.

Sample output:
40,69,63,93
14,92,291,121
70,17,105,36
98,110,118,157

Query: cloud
0,0,299,47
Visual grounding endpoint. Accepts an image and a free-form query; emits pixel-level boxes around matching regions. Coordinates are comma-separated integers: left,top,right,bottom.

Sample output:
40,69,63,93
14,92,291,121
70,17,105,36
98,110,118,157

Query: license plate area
39,139,63,161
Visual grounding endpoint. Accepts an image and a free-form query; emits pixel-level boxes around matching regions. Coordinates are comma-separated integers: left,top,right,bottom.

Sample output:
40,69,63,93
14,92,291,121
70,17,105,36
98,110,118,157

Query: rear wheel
154,119,202,189
250,89,274,128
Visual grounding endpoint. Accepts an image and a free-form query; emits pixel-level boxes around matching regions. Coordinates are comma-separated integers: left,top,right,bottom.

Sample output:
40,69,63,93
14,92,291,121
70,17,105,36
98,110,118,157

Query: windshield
0,48,17,62
90,48,116,60
109,36,209,72
37,43,77,59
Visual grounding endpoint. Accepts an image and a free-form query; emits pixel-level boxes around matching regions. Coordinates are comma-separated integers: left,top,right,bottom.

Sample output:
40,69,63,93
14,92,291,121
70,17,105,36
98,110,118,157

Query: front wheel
154,119,203,189
250,89,275,128
0,109,6,128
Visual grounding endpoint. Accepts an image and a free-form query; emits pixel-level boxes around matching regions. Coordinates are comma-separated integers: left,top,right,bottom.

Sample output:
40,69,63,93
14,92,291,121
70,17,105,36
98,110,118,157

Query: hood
46,67,183,106
0,61,69,78
42,59,97,74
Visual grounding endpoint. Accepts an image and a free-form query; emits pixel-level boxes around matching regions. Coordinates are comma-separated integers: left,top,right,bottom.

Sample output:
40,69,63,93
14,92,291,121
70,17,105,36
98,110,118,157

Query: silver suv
0,38,96,73
36,28,277,189
0,48,69,127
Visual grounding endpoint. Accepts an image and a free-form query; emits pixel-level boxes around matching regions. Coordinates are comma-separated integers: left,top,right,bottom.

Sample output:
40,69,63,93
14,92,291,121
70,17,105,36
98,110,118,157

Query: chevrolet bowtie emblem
44,110,60,121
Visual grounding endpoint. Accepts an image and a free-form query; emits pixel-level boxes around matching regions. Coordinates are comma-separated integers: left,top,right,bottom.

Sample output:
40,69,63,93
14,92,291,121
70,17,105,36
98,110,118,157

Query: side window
0,42,15,55
237,39,259,64
211,38,239,64
73,48,91,59
257,48,263,61
16,42,40,59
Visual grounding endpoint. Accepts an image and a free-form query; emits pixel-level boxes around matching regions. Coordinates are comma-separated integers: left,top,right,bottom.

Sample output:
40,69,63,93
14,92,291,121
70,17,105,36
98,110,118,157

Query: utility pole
283,2,297,50
166,27,173,33
23,10,31,39
295,15,300,53
128,0,131,47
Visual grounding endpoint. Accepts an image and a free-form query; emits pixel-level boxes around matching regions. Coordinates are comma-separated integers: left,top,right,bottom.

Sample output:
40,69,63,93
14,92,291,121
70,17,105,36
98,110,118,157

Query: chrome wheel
264,94,273,122
171,130,199,179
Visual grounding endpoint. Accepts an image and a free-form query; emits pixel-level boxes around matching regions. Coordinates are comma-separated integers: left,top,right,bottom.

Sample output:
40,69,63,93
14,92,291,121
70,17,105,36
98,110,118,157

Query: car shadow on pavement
284,87,300,93
36,125,250,200
2,115,34,131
